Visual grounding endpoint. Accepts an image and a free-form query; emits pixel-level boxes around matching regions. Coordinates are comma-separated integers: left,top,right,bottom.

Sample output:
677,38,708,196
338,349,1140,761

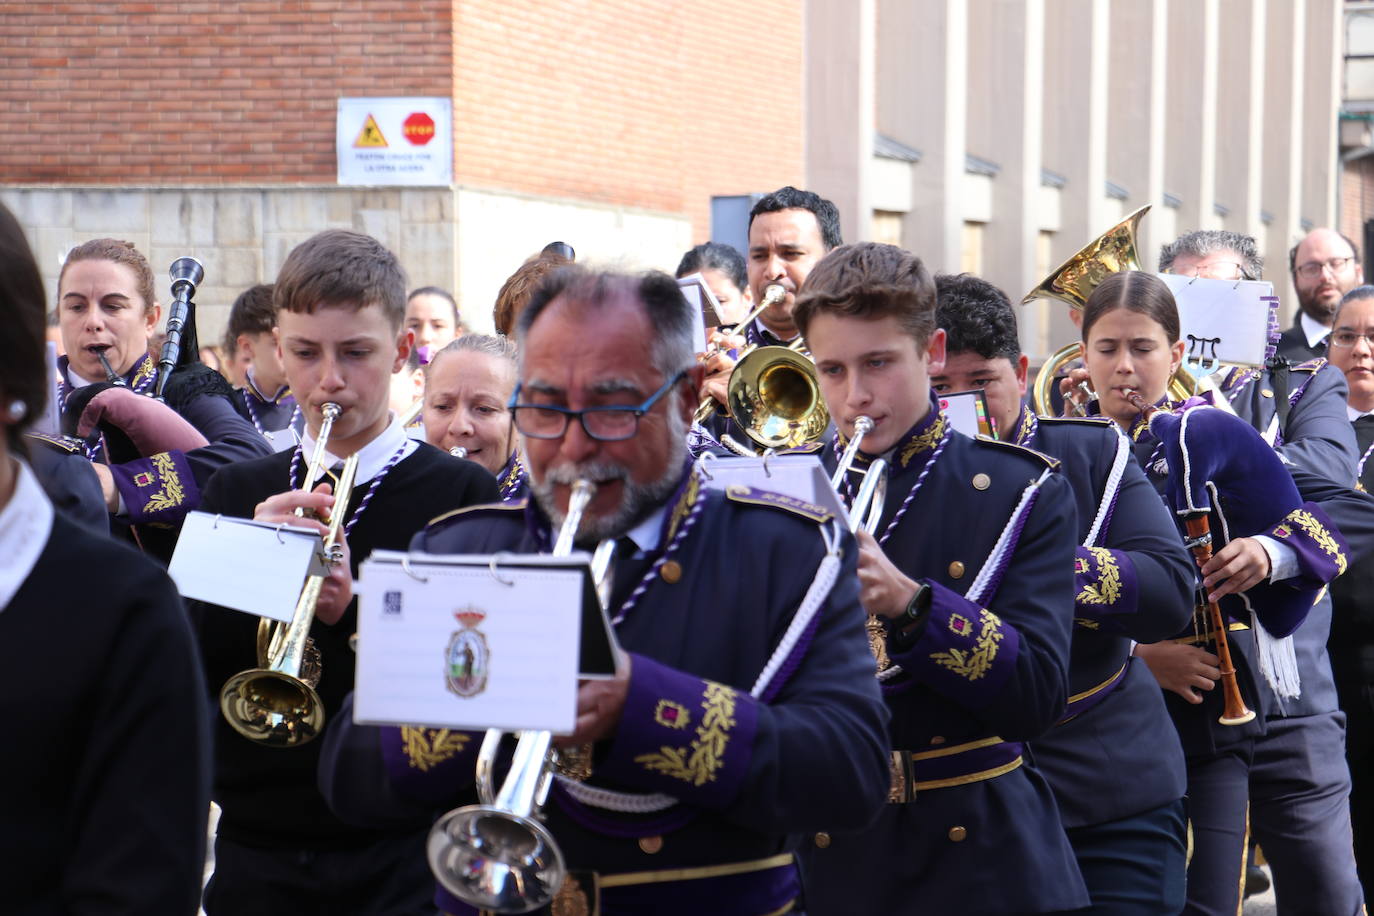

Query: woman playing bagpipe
1067,270,1358,915
50,238,269,559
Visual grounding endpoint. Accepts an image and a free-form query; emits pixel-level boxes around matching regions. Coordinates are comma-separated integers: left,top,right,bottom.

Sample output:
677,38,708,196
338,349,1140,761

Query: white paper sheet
1156,274,1278,369
167,511,324,621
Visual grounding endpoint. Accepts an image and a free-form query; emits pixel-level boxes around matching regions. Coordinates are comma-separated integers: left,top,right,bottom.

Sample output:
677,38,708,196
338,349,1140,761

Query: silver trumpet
832,415,887,534
426,479,601,913
450,446,468,458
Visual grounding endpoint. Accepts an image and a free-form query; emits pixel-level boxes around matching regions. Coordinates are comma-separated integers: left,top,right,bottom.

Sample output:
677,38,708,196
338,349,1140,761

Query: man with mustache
320,266,890,916
1278,229,1364,363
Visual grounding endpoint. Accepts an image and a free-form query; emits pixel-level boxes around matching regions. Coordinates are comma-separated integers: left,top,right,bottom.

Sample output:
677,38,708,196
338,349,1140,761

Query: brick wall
1,0,453,183
5,1,804,239
1342,155,1374,266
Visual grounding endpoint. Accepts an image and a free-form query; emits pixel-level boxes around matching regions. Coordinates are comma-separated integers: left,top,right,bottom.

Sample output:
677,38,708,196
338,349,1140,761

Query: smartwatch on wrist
889,580,933,650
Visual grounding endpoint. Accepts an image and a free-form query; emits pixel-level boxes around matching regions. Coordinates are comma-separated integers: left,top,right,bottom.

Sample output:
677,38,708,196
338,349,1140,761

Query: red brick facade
3,1,803,238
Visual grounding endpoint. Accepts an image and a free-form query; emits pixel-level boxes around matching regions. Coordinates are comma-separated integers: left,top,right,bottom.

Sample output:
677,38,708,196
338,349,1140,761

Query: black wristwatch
889,581,933,650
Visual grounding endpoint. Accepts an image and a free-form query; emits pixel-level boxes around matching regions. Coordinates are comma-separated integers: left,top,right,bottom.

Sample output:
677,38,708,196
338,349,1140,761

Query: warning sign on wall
337,97,452,186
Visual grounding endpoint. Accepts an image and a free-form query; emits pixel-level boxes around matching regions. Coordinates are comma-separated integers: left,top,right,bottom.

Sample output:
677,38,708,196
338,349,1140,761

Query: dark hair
675,242,747,292
1081,271,1180,343
1158,230,1263,281
518,266,695,376
274,230,407,330
493,253,571,336
748,186,844,251
408,285,461,326
1331,284,1374,329
934,273,1021,361
59,238,157,316
224,283,275,354
792,243,936,344
0,204,50,450
1288,230,1362,275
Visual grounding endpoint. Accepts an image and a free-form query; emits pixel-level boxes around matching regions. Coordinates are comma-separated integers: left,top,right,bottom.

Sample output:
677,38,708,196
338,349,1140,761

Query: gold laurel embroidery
899,414,948,467
1015,407,1036,444
1074,617,1101,630
634,682,737,786
1076,546,1121,606
667,473,700,542
1286,508,1348,574
139,452,187,514
130,354,155,389
929,608,1004,681
400,727,470,772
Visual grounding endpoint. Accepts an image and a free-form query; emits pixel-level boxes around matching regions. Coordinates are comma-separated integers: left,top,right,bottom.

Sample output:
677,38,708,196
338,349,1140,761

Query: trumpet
693,283,786,423
220,402,355,747
832,415,887,535
426,479,601,912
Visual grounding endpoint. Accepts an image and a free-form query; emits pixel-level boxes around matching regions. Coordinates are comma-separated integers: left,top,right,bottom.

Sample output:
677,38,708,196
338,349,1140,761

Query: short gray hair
426,333,518,378
516,266,695,378
1158,230,1264,281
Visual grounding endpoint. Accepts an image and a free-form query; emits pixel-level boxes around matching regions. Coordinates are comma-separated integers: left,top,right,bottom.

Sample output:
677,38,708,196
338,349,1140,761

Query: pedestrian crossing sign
354,114,388,148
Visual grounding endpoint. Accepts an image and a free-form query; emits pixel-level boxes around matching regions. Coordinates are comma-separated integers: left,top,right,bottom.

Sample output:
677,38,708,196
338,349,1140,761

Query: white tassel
1251,609,1301,700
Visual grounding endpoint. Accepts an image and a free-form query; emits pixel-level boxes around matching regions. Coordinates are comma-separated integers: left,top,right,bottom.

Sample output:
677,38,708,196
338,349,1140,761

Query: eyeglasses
509,370,688,441
1328,329,1374,348
1295,257,1356,280
1170,261,1247,281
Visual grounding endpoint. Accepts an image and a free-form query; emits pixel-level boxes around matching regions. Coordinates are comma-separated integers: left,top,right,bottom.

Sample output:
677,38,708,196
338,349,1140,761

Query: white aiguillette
696,453,850,524
352,550,621,735
168,510,326,622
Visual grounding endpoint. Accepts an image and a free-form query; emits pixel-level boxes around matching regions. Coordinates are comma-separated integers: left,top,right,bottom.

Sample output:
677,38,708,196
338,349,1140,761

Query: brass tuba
220,402,356,748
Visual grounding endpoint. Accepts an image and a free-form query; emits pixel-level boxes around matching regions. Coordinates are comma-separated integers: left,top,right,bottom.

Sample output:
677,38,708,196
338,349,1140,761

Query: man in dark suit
1277,228,1364,363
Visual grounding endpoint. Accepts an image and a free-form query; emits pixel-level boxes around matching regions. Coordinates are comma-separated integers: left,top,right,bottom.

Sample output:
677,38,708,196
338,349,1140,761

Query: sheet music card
939,390,995,439
167,511,326,622
353,551,619,734
696,453,850,526
1156,274,1278,369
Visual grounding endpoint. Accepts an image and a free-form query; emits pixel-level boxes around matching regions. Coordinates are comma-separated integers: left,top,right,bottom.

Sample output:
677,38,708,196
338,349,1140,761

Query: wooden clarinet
1126,390,1255,726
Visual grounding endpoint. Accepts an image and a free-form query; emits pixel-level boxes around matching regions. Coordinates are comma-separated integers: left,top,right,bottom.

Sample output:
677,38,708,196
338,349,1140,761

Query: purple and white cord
877,425,952,546
288,442,407,537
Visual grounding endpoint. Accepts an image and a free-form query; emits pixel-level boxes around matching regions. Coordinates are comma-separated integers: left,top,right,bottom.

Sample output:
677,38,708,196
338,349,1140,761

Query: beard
1298,283,1342,322
530,409,689,546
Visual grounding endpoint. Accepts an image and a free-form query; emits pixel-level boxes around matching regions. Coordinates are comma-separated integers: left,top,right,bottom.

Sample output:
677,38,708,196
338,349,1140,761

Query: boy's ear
393,326,415,374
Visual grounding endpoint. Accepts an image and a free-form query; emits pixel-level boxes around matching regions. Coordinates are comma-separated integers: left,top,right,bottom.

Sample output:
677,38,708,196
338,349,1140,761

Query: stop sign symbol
403,112,436,146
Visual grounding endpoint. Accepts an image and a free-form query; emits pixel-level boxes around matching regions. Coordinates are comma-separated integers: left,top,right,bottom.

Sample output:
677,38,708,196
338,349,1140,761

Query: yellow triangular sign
354,114,388,148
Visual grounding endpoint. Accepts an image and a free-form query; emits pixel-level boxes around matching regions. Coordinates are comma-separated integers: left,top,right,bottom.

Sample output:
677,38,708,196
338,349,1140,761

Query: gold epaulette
972,436,1061,470
724,484,834,523
1036,416,1114,429
426,498,526,529
1292,357,1328,373
25,431,82,455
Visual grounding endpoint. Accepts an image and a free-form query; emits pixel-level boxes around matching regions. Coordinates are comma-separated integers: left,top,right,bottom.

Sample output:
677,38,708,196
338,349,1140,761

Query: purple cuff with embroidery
1072,546,1140,629
888,580,1021,709
596,653,758,810
1267,501,1350,590
379,725,481,805
109,449,200,525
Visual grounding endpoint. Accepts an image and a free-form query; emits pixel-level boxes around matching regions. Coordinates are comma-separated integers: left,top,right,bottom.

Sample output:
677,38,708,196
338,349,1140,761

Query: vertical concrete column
805,0,875,244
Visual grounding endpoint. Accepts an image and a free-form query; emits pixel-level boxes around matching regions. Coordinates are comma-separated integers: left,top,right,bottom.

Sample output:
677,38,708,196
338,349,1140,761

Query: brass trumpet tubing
693,284,786,424
831,416,875,490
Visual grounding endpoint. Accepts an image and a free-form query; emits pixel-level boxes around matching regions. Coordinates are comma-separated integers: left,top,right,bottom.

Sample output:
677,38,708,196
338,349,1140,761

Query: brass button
929,735,946,746
660,560,682,584
948,561,965,579
1262,389,1274,398
638,835,664,854
814,832,831,848
948,826,967,842
972,473,991,490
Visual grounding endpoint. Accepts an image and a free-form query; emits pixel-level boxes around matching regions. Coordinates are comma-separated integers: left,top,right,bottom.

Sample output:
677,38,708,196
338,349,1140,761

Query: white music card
1156,274,1278,369
353,551,591,734
261,427,300,454
678,273,718,351
167,511,325,621
696,453,849,525
939,390,996,439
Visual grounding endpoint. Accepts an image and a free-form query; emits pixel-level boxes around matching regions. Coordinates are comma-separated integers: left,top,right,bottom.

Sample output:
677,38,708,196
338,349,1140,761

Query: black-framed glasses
1328,329,1374,349
509,370,688,441
1295,257,1356,279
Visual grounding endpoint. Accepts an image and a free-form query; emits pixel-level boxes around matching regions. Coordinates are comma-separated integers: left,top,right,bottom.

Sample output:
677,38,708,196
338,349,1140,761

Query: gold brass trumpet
727,342,830,451
693,283,786,424
220,402,355,748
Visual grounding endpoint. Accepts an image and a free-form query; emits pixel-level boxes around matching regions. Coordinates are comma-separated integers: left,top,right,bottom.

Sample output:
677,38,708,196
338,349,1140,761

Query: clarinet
151,257,205,402
1126,390,1255,726
95,348,128,387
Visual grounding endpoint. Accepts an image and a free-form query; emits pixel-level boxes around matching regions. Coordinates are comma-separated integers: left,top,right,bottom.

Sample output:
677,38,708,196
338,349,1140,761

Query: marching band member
0,202,212,914
492,251,571,337
405,286,463,364
53,237,270,559
226,282,306,449
190,230,498,916
421,334,527,499
319,266,891,915
933,272,1195,913
675,241,753,326
1072,270,1365,915
794,243,1090,914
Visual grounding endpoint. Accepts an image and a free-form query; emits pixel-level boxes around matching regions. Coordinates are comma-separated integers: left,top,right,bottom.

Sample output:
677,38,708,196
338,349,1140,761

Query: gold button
660,560,682,584
929,736,946,746
1262,389,1274,398
972,473,990,490
638,835,664,854
948,561,965,579
948,826,967,842
814,832,831,848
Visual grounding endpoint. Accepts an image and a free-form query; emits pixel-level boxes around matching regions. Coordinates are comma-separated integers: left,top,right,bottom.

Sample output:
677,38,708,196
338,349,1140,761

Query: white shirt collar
296,413,416,484
622,500,668,555
0,458,55,612
751,317,799,344
1348,405,1374,421
245,369,290,403
1301,311,1331,349
65,365,96,389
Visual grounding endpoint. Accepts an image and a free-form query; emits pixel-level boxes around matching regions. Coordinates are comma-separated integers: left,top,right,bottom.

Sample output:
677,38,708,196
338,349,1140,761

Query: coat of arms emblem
445,606,490,698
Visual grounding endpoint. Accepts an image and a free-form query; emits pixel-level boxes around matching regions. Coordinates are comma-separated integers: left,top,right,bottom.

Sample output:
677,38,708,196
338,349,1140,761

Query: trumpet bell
1022,204,1151,310
727,346,830,450
219,668,325,748
427,805,567,914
